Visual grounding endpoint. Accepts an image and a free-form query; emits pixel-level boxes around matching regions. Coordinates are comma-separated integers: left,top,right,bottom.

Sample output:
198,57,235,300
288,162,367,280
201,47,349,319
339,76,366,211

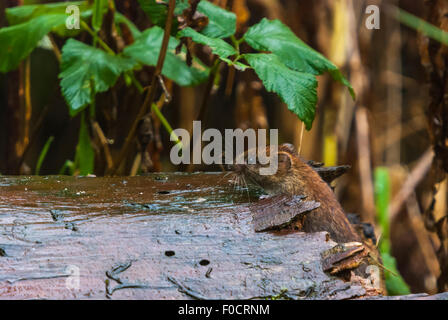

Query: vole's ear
277,152,291,173
279,143,297,155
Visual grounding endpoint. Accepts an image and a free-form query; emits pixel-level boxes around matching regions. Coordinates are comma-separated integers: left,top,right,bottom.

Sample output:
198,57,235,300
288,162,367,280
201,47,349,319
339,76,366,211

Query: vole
233,143,361,243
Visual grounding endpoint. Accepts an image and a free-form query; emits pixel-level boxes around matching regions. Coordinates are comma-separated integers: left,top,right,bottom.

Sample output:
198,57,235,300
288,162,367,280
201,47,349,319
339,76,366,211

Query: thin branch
298,121,305,155
48,34,61,63
158,75,172,102
197,58,221,122
355,107,376,224
91,121,114,170
186,58,221,172
389,148,435,220
110,0,176,175
406,193,440,282
17,105,50,170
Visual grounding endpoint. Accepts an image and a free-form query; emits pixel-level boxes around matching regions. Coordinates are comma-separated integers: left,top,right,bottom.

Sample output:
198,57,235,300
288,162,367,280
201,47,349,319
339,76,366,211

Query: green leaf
124,26,209,86
179,27,237,58
374,167,410,296
394,7,448,45
244,18,354,99
374,167,391,248
115,12,141,38
0,14,67,73
59,160,75,175
244,53,317,130
138,0,167,27
197,0,236,38
75,112,95,176
35,136,55,175
5,1,86,25
6,1,91,37
138,0,188,27
92,0,106,32
381,252,411,296
59,39,136,116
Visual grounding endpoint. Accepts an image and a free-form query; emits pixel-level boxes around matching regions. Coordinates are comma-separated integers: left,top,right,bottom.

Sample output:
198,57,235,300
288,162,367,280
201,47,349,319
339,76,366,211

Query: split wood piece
250,194,320,232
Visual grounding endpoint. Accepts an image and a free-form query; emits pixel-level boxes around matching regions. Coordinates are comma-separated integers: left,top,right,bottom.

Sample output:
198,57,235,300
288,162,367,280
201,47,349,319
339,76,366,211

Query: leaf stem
130,74,180,147
80,20,115,55
109,0,176,175
151,103,182,148
230,35,240,53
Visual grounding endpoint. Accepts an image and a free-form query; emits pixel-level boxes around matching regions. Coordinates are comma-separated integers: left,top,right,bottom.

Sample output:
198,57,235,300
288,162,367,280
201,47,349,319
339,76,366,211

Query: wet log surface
0,173,375,300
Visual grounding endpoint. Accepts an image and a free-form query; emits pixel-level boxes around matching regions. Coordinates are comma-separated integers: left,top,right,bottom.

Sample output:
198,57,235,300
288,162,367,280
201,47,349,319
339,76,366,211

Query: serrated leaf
59,39,136,116
124,26,209,86
245,53,317,130
244,18,354,99
179,27,236,58
0,14,67,73
197,0,236,38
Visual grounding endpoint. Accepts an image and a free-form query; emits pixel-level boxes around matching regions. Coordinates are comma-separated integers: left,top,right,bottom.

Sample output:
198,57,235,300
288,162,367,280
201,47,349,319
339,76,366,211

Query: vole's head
232,143,300,194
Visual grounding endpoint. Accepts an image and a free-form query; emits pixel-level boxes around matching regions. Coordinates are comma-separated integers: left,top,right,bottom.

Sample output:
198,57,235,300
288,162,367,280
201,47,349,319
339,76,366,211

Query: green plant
35,135,54,175
374,167,411,295
0,0,354,174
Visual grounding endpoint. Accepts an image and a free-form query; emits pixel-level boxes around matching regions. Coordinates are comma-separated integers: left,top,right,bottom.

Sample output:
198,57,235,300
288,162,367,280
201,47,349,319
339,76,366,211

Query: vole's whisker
220,171,232,182
242,176,250,203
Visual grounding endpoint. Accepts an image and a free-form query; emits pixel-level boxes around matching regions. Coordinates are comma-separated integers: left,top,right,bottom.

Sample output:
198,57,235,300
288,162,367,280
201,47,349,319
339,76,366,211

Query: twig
406,193,440,283
23,56,32,164
130,153,141,176
197,58,221,122
17,105,50,170
298,121,305,155
48,34,61,63
158,75,172,103
389,148,435,220
110,0,176,175
355,107,376,224
224,65,235,96
185,58,221,172
91,120,114,170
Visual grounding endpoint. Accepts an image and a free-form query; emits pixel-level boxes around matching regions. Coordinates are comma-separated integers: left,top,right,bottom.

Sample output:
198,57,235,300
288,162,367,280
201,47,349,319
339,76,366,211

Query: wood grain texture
0,174,377,300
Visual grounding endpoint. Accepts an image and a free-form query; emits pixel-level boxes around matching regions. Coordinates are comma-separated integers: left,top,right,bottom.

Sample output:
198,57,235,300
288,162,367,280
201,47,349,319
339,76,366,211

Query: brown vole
233,143,361,243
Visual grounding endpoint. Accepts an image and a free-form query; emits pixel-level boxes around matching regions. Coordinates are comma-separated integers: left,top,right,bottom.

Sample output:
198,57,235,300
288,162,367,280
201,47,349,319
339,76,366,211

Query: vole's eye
278,153,291,171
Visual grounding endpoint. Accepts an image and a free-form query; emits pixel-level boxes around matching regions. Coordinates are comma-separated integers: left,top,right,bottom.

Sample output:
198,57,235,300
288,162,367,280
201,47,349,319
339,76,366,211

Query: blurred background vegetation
1,0,447,296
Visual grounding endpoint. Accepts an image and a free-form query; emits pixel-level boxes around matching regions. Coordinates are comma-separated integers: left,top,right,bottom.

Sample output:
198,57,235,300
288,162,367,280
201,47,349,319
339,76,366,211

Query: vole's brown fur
235,144,360,243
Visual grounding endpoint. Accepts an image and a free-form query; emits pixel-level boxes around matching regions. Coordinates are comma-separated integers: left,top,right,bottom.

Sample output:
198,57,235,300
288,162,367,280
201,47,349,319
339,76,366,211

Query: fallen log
0,174,379,300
